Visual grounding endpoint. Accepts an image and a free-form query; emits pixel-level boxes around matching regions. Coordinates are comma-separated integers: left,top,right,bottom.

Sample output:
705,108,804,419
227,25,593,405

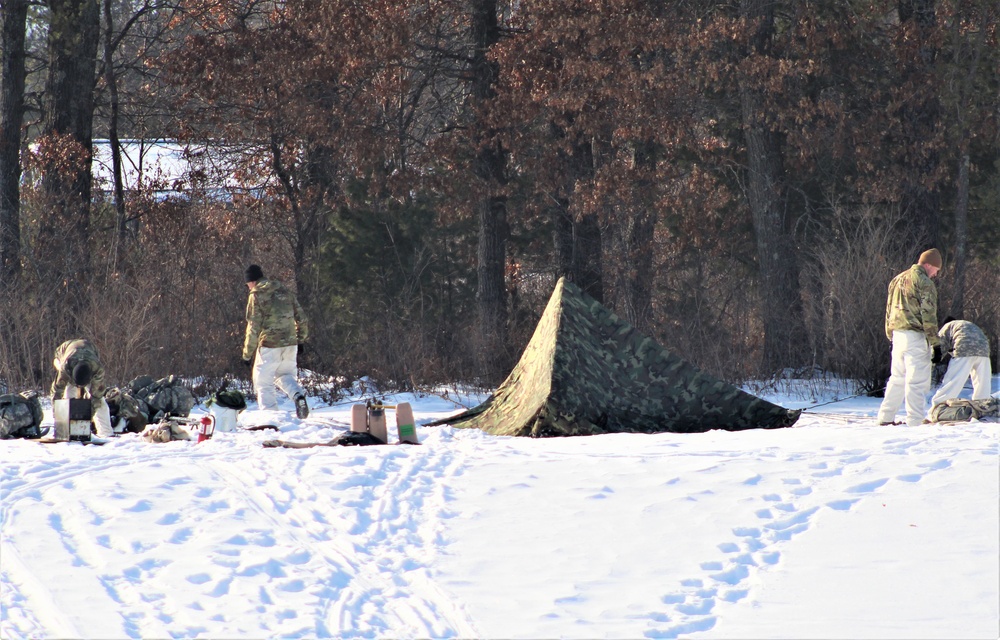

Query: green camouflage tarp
432,278,800,437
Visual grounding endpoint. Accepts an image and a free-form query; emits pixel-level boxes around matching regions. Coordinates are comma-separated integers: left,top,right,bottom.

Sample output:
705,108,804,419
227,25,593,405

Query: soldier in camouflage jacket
928,318,993,411
51,338,115,437
242,265,310,418
876,249,942,427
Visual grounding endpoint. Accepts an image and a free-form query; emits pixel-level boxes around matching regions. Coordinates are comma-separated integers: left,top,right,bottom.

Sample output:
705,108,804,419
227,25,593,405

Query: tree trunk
609,208,655,331
551,195,574,281
608,141,658,331
549,195,604,305
0,0,28,286
471,0,508,375
477,189,507,335
739,0,809,372
949,150,969,317
41,0,101,300
549,129,604,303
897,0,941,248
102,0,127,243
573,212,604,304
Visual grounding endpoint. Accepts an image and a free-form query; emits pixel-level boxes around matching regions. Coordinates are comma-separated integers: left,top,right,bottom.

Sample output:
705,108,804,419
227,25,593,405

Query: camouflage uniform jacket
938,320,990,358
50,339,107,408
884,264,939,346
243,279,309,360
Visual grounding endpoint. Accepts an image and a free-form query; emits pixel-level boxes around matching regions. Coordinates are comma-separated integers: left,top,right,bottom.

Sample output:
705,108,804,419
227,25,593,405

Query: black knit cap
245,264,264,283
72,362,93,386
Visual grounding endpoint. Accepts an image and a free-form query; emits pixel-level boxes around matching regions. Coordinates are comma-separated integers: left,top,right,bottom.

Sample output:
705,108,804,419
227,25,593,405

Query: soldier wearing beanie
242,264,310,419
876,248,943,427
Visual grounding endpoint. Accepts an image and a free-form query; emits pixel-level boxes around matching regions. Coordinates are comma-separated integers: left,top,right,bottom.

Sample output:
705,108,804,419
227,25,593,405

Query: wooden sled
349,400,420,445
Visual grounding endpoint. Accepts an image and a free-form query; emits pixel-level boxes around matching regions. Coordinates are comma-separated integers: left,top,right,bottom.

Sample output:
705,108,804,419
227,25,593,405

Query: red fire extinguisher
197,415,216,443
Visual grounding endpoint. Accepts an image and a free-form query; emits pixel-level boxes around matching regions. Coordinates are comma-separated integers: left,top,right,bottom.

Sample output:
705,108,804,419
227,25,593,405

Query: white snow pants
929,355,993,409
877,330,932,427
63,383,114,437
252,345,304,410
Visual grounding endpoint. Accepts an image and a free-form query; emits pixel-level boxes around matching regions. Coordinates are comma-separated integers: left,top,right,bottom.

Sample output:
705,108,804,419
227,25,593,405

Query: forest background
0,0,997,401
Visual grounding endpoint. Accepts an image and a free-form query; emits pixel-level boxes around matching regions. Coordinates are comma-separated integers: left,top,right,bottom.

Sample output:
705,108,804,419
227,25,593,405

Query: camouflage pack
0,391,44,438
929,398,1000,423
129,375,195,420
105,387,150,433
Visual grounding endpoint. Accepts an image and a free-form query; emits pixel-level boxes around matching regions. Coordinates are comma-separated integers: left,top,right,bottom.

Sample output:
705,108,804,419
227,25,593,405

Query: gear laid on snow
105,387,149,433
0,391,44,439
129,375,196,421
928,398,1000,423
140,421,193,443
262,432,388,449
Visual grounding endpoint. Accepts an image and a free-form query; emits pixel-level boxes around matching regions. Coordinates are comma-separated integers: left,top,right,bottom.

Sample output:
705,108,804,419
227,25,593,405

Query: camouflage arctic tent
433,278,800,437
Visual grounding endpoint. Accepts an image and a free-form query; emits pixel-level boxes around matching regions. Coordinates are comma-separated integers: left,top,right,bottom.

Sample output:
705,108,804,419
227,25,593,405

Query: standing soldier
876,249,942,427
242,264,310,418
51,338,115,437
928,317,993,410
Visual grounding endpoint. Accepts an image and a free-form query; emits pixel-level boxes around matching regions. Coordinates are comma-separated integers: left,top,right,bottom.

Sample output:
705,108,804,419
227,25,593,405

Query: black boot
294,394,309,419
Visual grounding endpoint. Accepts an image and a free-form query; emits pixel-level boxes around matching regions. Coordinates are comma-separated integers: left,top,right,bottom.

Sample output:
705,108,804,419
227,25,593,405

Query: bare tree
470,0,509,375
0,0,29,285
38,0,101,307
738,0,809,371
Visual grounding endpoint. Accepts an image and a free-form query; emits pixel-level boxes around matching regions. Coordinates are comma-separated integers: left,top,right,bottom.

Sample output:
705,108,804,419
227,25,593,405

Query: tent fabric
433,278,800,437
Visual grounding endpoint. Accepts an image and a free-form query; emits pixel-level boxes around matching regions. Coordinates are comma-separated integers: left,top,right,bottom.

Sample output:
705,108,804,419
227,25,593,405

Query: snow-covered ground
2,376,998,639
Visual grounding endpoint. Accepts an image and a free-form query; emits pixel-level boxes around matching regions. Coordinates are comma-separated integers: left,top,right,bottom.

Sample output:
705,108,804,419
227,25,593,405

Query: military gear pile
105,375,195,432
129,375,196,420
105,387,149,433
929,398,1000,423
430,278,801,437
0,392,44,439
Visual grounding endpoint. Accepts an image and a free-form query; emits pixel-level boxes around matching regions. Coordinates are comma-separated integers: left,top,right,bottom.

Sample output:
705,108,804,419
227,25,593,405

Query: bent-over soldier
51,338,114,437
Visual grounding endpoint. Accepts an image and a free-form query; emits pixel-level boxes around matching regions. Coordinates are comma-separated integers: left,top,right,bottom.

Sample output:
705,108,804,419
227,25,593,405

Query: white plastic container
53,398,69,441
211,404,239,432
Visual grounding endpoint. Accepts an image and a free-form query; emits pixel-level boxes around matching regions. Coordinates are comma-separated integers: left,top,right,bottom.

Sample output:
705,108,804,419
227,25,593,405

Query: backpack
0,391,44,439
129,375,195,420
929,397,1000,423
210,389,247,411
105,387,150,433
